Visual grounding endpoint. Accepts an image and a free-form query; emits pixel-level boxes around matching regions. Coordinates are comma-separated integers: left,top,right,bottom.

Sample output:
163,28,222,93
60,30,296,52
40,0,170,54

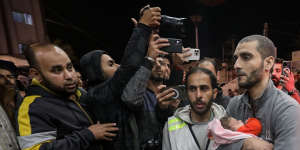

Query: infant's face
228,117,244,131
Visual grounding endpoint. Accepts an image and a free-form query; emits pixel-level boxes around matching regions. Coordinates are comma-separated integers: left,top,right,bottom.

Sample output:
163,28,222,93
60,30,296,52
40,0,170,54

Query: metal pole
195,25,199,49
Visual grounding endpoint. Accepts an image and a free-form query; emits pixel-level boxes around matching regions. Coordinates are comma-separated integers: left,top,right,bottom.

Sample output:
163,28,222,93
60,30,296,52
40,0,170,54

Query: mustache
64,81,76,85
271,75,279,80
236,69,247,76
194,98,206,105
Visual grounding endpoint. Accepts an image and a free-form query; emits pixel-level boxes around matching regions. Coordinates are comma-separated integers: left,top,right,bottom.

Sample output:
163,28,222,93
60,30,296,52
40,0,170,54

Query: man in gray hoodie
162,67,226,150
217,35,300,150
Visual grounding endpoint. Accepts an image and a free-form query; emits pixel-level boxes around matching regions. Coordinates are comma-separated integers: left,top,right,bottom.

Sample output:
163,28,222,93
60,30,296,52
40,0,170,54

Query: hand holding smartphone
160,38,182,53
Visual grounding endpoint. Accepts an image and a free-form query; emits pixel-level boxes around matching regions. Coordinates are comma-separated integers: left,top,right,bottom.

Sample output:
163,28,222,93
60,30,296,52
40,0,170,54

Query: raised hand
147,34,169,59
139,5,161,28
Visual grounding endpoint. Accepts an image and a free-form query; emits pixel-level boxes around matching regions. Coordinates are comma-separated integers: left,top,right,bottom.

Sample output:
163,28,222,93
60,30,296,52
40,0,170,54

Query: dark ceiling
43,0,300,64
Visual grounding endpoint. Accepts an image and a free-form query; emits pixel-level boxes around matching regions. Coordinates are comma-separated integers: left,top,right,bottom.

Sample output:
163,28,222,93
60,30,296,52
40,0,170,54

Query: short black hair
238,35,276,59
275,58,284,64
23,44,39,69
0,60,17,75
198,57,218,73
185,67,217,89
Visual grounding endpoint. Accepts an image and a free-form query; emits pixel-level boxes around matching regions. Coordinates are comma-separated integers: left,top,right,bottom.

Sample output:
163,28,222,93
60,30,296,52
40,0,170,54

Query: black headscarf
80,50,107,87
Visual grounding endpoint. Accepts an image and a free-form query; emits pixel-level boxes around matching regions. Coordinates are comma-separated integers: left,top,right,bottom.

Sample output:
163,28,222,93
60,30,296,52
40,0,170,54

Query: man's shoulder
226,95,244,108
272,89,300,114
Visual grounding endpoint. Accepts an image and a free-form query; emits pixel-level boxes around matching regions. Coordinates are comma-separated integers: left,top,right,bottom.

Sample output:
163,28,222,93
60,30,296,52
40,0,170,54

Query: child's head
220,116,244,131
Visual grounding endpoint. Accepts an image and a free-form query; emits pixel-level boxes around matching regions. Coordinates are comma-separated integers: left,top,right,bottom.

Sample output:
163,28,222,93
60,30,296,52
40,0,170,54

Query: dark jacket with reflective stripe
16,82,99,150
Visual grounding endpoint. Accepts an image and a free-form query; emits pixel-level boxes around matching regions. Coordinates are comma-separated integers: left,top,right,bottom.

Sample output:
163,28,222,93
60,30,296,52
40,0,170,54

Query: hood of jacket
80,50,107,86
174,103,226,124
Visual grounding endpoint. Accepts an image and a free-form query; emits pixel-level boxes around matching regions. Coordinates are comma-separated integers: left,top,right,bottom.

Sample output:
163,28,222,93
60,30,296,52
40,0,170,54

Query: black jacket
80,23,152,150
16,79,99,150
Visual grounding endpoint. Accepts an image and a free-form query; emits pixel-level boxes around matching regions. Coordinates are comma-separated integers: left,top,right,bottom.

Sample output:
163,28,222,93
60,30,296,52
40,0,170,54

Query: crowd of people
1,5,300,150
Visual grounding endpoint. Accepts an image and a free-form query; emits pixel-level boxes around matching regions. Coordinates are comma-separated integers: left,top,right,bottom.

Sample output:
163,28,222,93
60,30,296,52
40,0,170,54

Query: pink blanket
207,119,254,149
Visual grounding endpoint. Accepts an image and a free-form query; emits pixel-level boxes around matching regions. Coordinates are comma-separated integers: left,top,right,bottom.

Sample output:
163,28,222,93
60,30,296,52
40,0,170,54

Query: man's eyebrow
51,65,62,70
239,51,252,56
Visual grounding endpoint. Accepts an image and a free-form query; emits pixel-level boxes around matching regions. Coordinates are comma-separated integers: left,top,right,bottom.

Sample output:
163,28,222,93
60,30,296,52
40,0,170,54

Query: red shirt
237,118,262,136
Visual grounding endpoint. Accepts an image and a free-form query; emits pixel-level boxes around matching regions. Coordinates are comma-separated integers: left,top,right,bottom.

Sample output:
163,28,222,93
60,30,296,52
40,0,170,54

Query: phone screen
282,61,291,76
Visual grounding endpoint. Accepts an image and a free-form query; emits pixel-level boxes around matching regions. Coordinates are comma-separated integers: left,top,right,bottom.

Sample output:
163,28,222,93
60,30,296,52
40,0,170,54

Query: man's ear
213,88,218,99
264,56,275,72
29,68,42,82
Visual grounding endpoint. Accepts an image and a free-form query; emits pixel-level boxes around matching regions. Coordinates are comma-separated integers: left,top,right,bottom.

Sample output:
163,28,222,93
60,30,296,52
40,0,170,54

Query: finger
152,16,162,21
102,123,117,127
155,38,169,43
152,21,160,26
280,78,287,83
290,72,295,78
106,127,119,131
151,7,161,12
104,132,117,137
280,75,289,81
280,75,286,79
156,49,169,55
160,91,176,102
171,99,180,105
157,85,167,91
160,88,174,96
182,47,191,53
151,34,160,41
131,18,138,27
284,69,290,77
102,136,113,141
151,12,161,16
157,88,175,99
283,76,289,81
182,52,193,58
157,43,170,49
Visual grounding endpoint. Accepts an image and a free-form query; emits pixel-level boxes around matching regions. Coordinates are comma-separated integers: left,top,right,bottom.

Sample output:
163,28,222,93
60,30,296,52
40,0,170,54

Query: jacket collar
27,78,81,99
241,79,275,109
175,103,225,124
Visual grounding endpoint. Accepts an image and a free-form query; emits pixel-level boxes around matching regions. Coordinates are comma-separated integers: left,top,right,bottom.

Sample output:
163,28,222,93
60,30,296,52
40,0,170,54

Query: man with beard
0,60,20,150
271,58,300,104
217,35,300,150
120,33,194,150
17,43,119,150
0,60,19,124
136,55,173,150
162,67,226,150
197,58,231,108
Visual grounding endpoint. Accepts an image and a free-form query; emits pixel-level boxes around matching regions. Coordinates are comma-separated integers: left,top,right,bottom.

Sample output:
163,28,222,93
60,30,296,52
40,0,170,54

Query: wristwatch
288,88,297,95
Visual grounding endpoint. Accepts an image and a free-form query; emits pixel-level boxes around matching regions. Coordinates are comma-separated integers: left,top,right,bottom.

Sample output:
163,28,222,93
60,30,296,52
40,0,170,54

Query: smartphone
160,38,182,53
160,85,186,101
186,48,200,61
282,61,291,76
